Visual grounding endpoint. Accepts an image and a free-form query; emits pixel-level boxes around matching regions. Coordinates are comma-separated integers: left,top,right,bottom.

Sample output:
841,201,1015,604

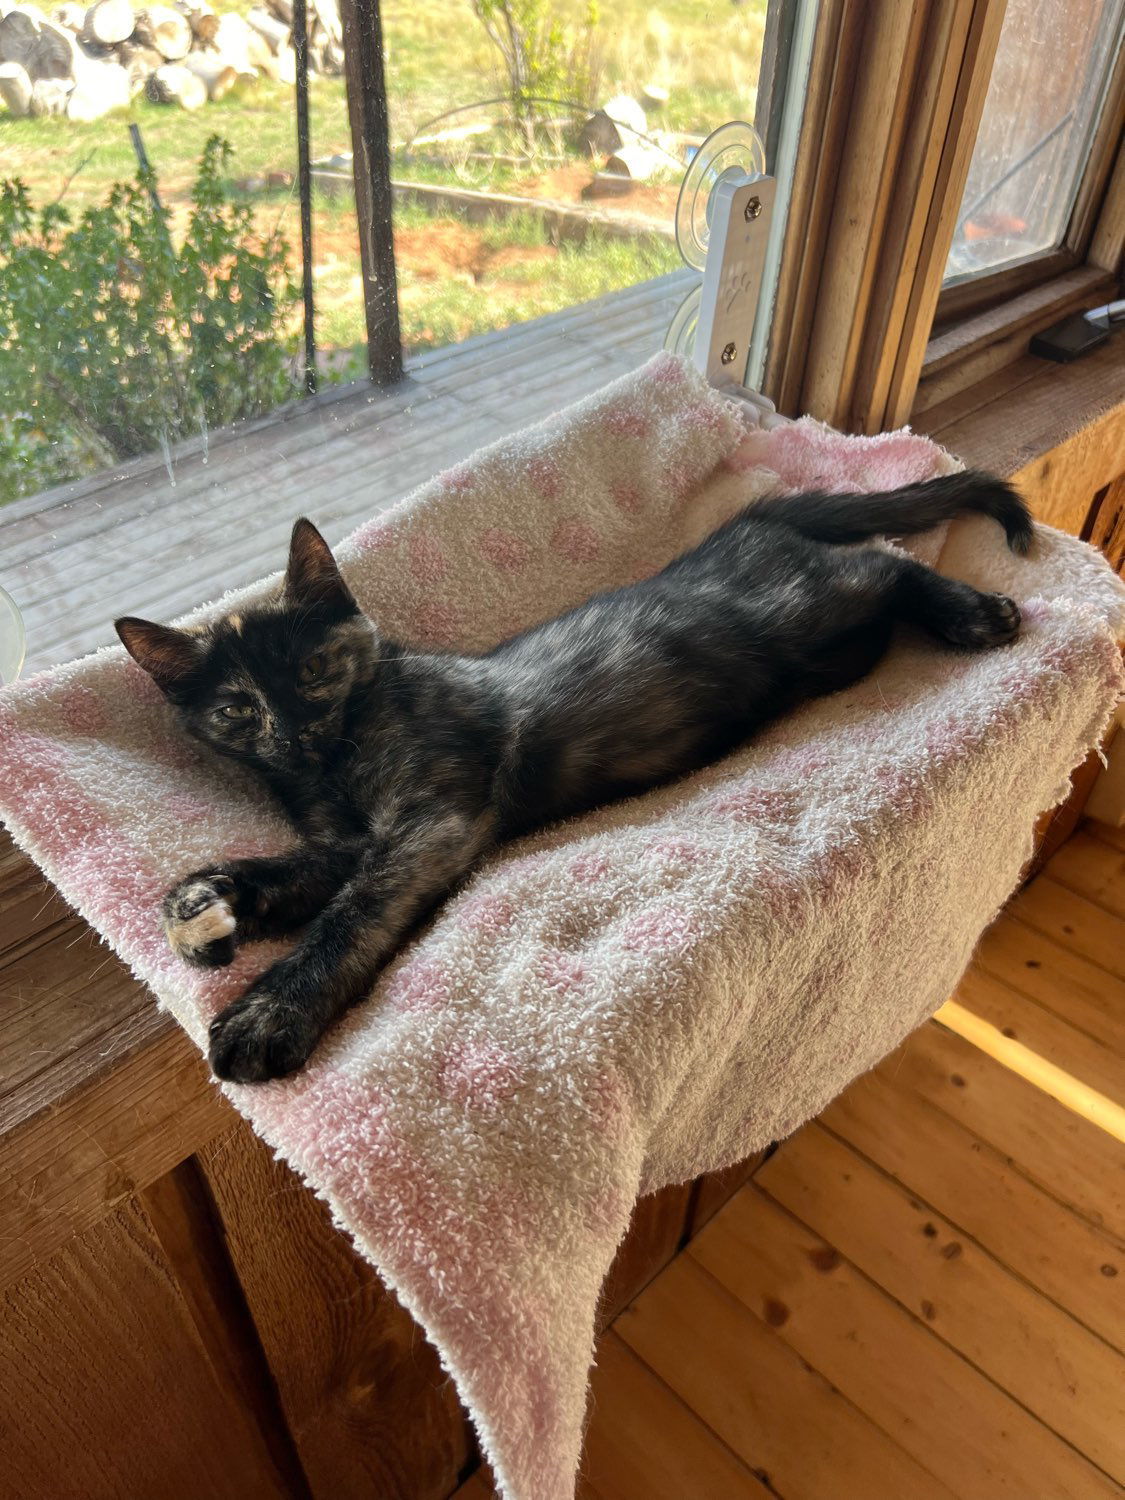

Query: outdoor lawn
0,0,767,497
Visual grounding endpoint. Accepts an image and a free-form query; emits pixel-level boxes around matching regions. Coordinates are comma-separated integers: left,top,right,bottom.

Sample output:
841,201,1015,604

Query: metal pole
338,0,403,386
292,0,318,396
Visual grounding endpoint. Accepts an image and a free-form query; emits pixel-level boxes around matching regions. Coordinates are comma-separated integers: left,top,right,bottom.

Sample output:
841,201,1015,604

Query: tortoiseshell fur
115,471,1031,1083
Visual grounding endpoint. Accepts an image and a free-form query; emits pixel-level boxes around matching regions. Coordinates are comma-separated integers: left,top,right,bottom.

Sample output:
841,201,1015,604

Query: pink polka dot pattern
610,481,645,516
56,684,109,736
763,746,830,779
707,784,796,824
647,835,704,869
604,409,650,439
440,464,474,494
924,713,977,764
440,1038,523,1113
250,1066,392,1180
151,735,206,773
807,840,869,905
528,455,561,499
458,889,516,938
570,850,612,883
621,905,699,955
165,792,214,825
408,531,448,585
873,764,932,820
353,518,396,554
536,949,587,996
650,350,685,384
386,957,455,1014
478,527,532,573
412,599,463,647
550,518,600,564
121,660,165,705
683,403,728,436
626,556,665,585
1019,596,1051,624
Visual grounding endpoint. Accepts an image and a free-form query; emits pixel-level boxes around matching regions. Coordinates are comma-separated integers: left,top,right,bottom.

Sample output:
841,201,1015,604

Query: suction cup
0,584,24,686
663,280,703,358
675,121,765,271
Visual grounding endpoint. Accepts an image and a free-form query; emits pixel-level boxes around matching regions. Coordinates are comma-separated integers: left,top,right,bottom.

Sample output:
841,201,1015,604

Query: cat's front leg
163,845,357,967
208,810,496,1082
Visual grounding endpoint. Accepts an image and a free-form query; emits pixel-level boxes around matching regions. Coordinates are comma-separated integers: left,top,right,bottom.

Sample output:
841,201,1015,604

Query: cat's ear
284,518,356,612
115,617,204,692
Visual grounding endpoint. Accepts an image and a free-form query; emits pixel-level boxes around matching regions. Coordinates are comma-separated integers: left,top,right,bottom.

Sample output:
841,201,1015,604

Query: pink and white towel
1,353,1122,1500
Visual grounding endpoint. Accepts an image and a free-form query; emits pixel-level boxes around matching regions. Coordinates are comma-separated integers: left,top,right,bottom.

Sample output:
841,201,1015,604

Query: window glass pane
379,0,769,358
945,0,1125,283
1,0,808,679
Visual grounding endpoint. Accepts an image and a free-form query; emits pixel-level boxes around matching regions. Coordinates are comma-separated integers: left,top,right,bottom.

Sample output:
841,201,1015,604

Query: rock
28,72,70,110
0,56,32,111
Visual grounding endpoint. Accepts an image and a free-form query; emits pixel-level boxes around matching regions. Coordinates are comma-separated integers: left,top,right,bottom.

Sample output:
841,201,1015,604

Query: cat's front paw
208,983,320,1083
163,871,238,968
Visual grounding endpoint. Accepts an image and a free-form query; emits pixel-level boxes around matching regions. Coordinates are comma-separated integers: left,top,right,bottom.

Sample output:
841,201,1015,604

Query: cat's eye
299,654,325,683
219,703,254,720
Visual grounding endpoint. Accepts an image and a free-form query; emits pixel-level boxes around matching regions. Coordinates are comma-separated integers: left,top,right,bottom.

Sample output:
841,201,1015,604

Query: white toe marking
168,898,236,956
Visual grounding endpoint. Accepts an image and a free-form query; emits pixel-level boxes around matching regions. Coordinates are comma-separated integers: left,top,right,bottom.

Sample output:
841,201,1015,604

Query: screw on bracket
744,196,762,222
721,341,737,365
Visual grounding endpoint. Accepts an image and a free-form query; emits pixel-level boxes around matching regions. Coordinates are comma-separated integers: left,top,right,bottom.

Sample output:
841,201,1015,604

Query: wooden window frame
764,0,1125,433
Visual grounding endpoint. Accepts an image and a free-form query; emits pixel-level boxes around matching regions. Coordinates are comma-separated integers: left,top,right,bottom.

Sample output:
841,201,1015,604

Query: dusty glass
945,0,1125,283
0,0,809,675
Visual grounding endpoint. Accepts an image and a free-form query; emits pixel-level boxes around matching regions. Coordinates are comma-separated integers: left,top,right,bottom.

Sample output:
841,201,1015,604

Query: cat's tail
750,470,1034,554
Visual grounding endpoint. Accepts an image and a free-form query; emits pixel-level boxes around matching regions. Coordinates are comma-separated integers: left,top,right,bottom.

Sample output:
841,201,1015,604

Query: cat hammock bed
0,353,1122,1500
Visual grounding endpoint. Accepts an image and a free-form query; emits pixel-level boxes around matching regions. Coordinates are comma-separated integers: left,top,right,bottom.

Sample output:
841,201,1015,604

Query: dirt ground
508,163,681,225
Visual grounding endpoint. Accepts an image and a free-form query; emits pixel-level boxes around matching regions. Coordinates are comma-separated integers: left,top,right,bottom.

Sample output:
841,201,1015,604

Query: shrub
0,136,298,503
471,0,602,133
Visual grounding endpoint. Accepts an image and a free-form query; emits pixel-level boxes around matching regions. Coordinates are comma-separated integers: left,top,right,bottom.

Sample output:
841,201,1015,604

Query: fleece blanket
1,352,1123,1499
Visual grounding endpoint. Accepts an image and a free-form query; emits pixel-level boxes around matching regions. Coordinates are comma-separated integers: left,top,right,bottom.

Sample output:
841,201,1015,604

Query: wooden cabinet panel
0,1195,288,1500
1086,473,1125,575
686,1149,770,1237
598,1181,694,1328
199,1121,471,1500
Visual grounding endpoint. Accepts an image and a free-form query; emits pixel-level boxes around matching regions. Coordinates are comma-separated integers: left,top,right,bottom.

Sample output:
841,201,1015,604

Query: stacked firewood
0,0,342,121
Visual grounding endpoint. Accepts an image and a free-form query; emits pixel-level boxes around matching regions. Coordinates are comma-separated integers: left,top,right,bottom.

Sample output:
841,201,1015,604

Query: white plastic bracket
693,171,782,424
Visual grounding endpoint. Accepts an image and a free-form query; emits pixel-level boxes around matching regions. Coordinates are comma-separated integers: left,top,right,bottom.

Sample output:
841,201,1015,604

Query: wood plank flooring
458,820,1125,1498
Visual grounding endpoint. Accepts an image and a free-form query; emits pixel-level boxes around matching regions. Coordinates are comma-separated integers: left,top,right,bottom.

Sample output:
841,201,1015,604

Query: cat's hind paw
939,590,1021,650
163,873,238,968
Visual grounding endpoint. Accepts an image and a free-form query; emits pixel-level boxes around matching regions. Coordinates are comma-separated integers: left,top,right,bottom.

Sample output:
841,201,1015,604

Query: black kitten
116,471,1031,1084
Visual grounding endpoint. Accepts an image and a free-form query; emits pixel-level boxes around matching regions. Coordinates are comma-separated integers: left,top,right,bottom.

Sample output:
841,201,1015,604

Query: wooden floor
460,822,1125,1500
1,271,693,674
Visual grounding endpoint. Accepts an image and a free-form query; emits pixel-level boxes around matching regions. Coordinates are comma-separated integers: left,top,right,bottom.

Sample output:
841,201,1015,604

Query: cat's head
116,519,377,773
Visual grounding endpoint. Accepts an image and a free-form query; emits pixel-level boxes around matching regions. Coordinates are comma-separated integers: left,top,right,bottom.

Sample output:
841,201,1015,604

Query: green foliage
471,0,602,126
0,136,298,503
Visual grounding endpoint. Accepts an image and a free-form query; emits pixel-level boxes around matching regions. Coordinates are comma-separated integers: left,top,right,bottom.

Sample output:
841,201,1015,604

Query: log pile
0,0,342,121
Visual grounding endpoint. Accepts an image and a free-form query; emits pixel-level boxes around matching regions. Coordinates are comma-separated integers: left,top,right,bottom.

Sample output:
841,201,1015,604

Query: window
0,0,810,677
945,0,1125,284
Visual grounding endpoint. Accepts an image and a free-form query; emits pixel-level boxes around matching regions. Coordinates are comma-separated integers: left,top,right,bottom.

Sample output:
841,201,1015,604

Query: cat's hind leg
890,557,1020,649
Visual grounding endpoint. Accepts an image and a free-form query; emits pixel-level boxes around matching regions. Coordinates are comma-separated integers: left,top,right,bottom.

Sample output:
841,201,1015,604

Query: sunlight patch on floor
936,997,1125,1145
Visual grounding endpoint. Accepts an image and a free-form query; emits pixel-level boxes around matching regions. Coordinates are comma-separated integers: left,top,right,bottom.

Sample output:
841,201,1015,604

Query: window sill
914,265,1118,418
914,335,1125,535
